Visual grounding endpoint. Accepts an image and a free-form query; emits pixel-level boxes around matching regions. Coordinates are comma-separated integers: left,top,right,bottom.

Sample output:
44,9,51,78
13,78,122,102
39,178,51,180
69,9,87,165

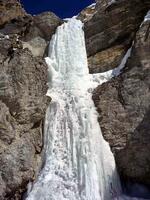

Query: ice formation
25,16,148,200
26,18,122,200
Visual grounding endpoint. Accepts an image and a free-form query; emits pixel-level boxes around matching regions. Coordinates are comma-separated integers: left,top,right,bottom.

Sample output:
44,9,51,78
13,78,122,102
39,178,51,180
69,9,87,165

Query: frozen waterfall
26,18,122,200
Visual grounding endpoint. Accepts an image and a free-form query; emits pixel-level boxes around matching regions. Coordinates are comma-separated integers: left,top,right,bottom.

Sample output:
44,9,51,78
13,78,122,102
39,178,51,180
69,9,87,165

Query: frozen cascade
26,18,122,200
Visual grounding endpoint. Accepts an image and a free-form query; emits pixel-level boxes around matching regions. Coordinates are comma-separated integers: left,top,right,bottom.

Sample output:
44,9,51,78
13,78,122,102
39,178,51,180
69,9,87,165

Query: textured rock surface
0,0,25,27
33,12,63,41
0,33,49,199
83,0,150,73
0,1,62,199
88,44,127,73
77,3,96,22
21,12,62,57
22,37,47,57
93,16,150,185
0,8,62,57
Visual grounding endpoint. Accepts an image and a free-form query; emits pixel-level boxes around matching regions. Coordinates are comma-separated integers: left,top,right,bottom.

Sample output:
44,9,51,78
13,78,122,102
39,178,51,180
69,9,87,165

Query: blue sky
20,0,95,18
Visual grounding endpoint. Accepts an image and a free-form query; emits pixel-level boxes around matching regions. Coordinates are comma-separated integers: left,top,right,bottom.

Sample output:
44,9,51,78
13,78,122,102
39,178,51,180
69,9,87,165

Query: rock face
33,12,63,41
77,3,96,22
88,44,126,73
0,35,49,199
0,1,58,199
0,4,62,57
81,0,150,187
0,0,25,27
83,0,150,73
21,12,62,57
93,15,150,186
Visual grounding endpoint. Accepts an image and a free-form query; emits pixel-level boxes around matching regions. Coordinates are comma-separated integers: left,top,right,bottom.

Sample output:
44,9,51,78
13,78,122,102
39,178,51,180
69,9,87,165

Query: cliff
0,0,150,199
90,0,150,188
0,0,62,199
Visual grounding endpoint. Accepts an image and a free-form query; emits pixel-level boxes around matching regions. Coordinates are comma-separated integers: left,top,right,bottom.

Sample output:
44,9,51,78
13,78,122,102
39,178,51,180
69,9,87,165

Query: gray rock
33,12,63,41
82,0,150,72
0,36,49,199
0,0,25,27
22,36,47,57
93,17,150,185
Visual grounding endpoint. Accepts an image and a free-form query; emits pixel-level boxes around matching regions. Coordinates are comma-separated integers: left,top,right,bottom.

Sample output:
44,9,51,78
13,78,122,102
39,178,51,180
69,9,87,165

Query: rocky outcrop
0,0,25,27
83,2,150,186
21,12,62,57
0,34,49,199
0,4,62,57
88,44,126,73
93,14,150,186
77,3,96,22
82,0,150,73
33,12,63,41
0,1,62,199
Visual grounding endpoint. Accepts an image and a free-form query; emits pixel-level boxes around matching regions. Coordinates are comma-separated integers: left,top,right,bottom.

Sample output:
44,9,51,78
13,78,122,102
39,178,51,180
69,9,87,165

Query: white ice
144,10,150,22
87,3,96,9
26,18,122,200
26,18,144,200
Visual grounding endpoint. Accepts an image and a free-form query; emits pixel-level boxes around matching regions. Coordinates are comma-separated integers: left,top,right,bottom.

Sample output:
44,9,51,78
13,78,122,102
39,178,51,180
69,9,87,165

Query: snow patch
144,10,150,22
112,46,132,76
87,3,96,9
108,0,117,6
